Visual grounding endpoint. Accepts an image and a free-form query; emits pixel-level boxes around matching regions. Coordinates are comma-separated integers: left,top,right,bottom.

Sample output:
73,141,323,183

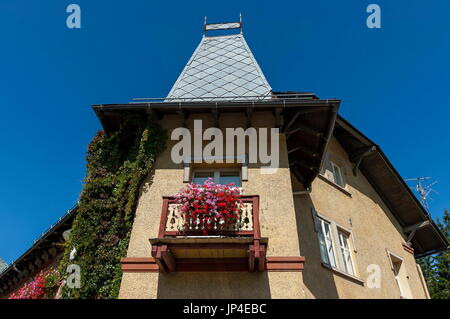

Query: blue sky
0,0,449,263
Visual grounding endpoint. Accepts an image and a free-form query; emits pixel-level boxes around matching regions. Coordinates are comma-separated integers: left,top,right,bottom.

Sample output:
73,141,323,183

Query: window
192,169,241,187
219,171,241,186
337,230,355,276
315,217,337,268
388,252,413,299
192,171,214,185
313,211,358,277
330,161,344,188
320,153,346,188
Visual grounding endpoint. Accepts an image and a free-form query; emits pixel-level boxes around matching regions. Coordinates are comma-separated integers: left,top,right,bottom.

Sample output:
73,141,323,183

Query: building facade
102,20,446,299
1,19,447,299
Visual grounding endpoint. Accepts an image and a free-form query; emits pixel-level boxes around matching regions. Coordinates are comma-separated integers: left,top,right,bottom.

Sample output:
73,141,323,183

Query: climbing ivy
59,113,166,299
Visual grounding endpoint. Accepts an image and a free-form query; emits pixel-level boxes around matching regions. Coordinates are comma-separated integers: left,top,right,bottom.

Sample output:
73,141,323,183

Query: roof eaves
335,115,449,256
0,206,77,294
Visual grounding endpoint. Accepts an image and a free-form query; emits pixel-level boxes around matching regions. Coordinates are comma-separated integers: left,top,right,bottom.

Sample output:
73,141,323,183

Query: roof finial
203,15,243,37
240,13,243,34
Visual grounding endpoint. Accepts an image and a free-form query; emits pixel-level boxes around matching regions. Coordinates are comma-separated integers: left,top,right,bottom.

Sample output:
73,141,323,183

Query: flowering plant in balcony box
174,178,243,234
8,268,61,299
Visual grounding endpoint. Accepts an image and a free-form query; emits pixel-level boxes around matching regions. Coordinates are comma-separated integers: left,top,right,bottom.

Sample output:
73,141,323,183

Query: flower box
173,178,243,235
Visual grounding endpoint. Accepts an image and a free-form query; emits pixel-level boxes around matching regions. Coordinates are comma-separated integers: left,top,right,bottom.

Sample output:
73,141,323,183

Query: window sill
318,174,352,197
321,263,364,285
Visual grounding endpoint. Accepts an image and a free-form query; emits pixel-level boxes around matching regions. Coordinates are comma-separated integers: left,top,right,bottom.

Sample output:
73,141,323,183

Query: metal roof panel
166,34,272,101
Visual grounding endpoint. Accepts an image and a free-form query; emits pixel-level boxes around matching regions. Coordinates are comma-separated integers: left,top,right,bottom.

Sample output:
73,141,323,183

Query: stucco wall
119,113,429,299
293,136,429,299
119,112,303,299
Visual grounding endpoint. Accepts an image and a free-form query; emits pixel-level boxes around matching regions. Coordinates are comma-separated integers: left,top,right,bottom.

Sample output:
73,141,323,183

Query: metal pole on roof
203,16,207,37
404,177,438,210
240,13,243,34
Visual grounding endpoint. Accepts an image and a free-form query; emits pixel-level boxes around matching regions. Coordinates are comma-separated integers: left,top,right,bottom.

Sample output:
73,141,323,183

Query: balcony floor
149,236,269,272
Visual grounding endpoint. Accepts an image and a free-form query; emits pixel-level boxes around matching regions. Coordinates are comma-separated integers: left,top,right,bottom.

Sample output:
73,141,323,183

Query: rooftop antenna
404,177,438,209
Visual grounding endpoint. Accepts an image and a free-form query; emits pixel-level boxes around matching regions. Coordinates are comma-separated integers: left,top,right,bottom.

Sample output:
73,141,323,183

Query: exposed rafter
403,220,430,233
176,110,187,127
296,160,319,173
283,111,301,133
274,108,283,128
287,145,319,158
292,167,306,185
350,145,377,176
286,122,324,139
211,108,220,127
246,107,253,128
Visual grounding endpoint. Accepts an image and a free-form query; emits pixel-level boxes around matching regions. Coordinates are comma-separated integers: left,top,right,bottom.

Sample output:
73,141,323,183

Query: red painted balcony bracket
121,255,305,272
150,242,268,272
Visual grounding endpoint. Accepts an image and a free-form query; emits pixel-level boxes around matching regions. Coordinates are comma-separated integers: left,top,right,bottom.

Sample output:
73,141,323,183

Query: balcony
149,195,268,272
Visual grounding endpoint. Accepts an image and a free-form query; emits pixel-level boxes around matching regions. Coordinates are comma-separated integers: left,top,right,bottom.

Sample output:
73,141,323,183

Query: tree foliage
59,114,166,299
418,210,450,299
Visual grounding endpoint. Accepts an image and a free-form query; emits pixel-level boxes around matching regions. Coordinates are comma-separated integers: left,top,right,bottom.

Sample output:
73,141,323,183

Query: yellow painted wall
293,137,429,299
119,113,429,299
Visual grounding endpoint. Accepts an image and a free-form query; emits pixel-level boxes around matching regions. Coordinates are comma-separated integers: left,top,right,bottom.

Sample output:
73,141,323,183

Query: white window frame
312,209,358,278
183,155,248,183
337,229,355,276
320,152,346,189
191,168,242,187
315,216,337,268
386,250,413,299
330,161,345,188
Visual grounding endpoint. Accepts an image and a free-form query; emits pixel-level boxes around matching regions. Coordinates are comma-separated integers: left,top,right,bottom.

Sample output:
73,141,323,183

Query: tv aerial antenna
404,177,438,209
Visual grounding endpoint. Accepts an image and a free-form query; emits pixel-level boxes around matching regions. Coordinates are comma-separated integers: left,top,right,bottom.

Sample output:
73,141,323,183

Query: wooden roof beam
296,161,319,173
403,220,431,233
351,146,377,176
211,108,219,127
283,111,301,133
288,145,319,158
274,108,283,128
289,160,298,167
292,167,306,185
246,107,253,129
286,122,324,139
176,110,187,127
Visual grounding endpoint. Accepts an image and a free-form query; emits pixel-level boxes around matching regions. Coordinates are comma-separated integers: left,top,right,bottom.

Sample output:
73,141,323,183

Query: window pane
192,172,214,185
317,218,336,267
332,163,344,187
323,222,336,267
316,220,330,265
219,171,241,187
338,232,347,248
338,231,354,275
345,252,354,275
